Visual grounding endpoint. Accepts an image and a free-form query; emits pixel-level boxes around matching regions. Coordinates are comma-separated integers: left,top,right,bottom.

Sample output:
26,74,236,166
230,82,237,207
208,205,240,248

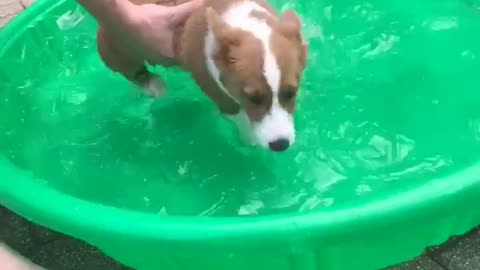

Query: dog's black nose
269,139,290,152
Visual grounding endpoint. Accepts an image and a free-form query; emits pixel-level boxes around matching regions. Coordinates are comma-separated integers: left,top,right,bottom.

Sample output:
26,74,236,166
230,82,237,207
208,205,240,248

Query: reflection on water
56,5,86,30
1,0,480,216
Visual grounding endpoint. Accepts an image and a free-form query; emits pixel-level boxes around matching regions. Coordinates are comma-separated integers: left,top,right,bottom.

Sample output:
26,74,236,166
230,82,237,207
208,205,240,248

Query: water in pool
1,0,480,216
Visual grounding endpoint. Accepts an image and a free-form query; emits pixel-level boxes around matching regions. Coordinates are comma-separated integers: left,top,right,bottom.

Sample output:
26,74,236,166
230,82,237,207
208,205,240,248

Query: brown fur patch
178,0,251,115
270,10,308,113
206,7,272,121
126,0,307,119
249,9,276,26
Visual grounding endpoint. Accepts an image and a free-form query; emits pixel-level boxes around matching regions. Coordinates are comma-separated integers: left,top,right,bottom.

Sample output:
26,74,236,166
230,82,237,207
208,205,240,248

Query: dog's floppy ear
280,9,308,68
300,40,308,68
206,7,246,64
206,7,243,48
279,9,302,40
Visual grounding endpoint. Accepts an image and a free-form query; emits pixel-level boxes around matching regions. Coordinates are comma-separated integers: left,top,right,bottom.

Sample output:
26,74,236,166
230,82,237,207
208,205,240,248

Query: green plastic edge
0,0,479,267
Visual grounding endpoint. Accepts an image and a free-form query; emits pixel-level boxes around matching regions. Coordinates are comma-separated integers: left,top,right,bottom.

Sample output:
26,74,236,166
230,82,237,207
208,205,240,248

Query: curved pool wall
1,0,480,269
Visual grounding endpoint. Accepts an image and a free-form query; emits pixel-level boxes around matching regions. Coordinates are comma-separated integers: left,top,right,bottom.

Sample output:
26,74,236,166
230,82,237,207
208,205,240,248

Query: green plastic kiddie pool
1,0,480,269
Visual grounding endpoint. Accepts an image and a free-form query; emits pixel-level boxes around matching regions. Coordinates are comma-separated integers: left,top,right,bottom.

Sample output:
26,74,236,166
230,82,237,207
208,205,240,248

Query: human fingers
165,0,203,27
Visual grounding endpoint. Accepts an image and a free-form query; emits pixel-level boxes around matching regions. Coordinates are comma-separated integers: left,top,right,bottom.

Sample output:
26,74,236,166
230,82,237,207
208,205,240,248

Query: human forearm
76,0,135,28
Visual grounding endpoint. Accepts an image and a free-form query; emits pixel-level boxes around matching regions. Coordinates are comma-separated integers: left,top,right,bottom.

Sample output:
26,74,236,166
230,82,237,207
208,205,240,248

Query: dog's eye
282,89,296,101
248,94,263,105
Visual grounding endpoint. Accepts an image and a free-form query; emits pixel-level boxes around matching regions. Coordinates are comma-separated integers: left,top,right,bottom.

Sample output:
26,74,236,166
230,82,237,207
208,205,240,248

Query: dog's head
206,3,308,152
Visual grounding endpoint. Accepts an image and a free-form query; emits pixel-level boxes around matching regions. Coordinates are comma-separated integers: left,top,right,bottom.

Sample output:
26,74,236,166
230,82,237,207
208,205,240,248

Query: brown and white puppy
100,0,308,152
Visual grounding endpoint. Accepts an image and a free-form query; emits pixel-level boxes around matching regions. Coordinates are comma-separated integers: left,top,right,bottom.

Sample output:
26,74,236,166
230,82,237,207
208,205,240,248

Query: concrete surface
0,0,23,27
1,1,480,270
0,207,131,270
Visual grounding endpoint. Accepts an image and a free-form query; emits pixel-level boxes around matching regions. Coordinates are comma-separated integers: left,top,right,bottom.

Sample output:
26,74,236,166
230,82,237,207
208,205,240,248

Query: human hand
96,0,203,84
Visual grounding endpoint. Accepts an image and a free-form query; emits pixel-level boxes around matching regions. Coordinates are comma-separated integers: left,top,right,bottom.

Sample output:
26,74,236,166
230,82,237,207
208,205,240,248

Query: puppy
98,0,308,152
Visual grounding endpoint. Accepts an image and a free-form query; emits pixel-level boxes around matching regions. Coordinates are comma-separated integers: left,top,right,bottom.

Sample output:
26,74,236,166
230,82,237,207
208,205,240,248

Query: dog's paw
240,132,257,146
142,75,166,98
226,112,257,146
134,67,166,98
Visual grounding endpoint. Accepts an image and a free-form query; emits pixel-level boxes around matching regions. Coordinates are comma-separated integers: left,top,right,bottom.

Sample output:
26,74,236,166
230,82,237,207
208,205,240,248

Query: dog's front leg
133,66,166,98
226,111,256,146
97,27,165,98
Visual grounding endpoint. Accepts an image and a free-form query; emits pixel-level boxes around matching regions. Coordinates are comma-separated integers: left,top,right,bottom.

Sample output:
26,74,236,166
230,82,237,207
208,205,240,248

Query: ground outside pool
1,0,480,269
